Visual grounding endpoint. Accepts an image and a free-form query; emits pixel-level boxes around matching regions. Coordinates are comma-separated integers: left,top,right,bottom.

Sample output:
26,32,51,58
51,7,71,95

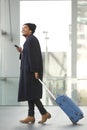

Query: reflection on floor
0,106,86,130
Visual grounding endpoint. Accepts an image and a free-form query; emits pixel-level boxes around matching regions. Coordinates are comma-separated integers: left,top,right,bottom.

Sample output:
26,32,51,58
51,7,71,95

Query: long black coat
18,35,43,101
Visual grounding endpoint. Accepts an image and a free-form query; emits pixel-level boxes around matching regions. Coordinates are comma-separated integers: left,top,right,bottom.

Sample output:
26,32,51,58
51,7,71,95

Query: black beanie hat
24,23,36,34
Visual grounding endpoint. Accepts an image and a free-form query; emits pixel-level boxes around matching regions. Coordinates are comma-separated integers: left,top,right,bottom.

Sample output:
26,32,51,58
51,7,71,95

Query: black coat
18,35,43,101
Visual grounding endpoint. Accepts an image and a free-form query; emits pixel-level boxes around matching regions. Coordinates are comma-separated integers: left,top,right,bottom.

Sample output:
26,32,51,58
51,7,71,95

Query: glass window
20,1,71,77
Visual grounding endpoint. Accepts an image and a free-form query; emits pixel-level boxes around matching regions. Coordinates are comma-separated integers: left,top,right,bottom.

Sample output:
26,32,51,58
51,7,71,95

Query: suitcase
56,95,84,124
38,79,84,124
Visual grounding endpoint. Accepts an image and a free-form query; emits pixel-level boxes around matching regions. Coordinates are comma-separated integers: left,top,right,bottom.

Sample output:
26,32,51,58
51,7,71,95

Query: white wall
0,0,20,105
0,0,20,77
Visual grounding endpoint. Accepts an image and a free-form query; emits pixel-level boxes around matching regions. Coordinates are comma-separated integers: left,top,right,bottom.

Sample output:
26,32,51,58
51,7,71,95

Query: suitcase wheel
70,117,77,124
72,121,77,125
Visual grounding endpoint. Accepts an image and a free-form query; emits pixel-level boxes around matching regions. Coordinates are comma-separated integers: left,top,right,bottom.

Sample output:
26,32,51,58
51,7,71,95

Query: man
16,23,51,124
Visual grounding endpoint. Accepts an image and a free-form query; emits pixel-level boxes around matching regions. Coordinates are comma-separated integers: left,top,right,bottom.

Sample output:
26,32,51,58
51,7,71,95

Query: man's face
22,25,32,37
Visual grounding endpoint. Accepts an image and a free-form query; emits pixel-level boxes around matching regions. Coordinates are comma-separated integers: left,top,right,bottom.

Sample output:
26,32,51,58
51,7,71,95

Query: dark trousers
28,99,47,116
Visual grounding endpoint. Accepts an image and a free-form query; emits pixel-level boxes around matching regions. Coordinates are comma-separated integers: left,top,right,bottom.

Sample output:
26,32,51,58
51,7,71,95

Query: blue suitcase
39,79,84,124
56,95,84,124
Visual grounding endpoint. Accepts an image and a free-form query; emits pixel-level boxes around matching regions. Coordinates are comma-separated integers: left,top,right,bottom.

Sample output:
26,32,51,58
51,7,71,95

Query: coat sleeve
28,37,42,72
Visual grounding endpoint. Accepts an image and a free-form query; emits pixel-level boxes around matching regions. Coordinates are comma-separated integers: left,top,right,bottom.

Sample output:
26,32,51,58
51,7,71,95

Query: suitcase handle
38,79,56,100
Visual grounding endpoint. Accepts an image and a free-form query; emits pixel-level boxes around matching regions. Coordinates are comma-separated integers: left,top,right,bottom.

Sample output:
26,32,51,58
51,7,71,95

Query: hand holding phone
14,45,22,53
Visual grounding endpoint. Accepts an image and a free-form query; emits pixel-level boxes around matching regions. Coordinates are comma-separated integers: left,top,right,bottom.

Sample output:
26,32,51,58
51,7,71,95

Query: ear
29,30,32,34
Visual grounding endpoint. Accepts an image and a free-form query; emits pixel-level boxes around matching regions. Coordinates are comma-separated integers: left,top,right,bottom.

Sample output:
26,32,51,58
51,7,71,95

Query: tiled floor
0,106,86,130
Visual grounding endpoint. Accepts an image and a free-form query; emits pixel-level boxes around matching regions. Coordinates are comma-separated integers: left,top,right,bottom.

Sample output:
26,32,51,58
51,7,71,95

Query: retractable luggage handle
38,79,56,100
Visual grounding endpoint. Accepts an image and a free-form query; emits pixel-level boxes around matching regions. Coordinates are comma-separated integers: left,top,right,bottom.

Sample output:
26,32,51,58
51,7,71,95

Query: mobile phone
14,45,19,48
